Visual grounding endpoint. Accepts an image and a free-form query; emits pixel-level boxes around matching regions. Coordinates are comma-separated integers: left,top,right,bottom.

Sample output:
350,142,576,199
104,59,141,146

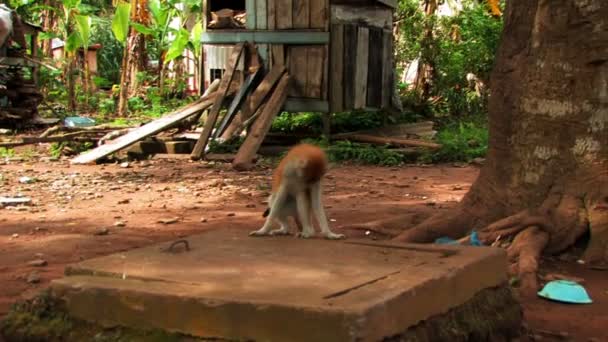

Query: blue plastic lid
537,280,593,304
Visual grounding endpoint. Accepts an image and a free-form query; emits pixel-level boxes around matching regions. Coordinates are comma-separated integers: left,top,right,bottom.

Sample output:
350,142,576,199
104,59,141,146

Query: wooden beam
249,64,287,117
214,68,262,139
191,43,246,160
233,74,291,171
200,31,329,44
70,94,217,164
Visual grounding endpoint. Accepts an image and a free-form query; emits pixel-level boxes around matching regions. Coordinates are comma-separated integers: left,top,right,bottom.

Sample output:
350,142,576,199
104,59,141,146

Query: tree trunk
127,33,146,96
394,0,608,295
413,0,437,100
117,39,130,116
66,57,77,111
41,0,55,57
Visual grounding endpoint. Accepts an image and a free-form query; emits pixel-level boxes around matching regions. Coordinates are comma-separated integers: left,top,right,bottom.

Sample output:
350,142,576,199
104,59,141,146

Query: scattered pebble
117,199,130,204
120,162,130,168
245,204,256,208
200,217,208,223
471,158,485,166
27,271,41,284
227,212,236,217
27,259,47,267
94,228,110,236
19,176,35,184
114,221,126,227
11,233,19,239
158,217,179,224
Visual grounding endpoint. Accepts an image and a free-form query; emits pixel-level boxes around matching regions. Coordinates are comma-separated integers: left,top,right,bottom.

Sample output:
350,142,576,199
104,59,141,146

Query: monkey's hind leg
250,189,288,237
296,190,315,239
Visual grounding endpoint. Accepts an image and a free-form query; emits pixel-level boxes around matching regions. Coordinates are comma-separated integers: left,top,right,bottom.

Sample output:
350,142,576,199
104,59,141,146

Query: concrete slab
50,228,509,342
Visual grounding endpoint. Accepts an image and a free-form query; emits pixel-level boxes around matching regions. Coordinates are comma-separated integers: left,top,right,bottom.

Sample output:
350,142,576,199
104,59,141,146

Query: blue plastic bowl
537,280,593,304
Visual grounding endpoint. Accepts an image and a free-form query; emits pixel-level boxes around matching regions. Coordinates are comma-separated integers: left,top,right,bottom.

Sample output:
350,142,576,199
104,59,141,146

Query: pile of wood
70,42,292,171
208,9,246,29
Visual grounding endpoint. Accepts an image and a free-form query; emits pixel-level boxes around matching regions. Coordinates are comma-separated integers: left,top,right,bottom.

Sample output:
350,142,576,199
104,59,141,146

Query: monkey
250,143,345,240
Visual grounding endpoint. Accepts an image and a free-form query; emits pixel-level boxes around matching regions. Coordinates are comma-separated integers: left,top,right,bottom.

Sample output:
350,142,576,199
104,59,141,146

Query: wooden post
31,32,39,85
232,74,291,171
322,113,331,140
354,27,369,109
191,43,246,160
329,24,344,113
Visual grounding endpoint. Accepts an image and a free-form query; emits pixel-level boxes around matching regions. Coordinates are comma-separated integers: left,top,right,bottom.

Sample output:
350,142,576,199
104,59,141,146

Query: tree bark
413,0,438,100
117,39,130,116
394,0,608,295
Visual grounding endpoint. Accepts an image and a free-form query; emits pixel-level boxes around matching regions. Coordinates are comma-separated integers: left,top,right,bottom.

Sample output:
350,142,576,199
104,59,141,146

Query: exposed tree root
389,182,608,296
506,227,549,295
341,213,428,237
582,195,608,264
393,209,474,243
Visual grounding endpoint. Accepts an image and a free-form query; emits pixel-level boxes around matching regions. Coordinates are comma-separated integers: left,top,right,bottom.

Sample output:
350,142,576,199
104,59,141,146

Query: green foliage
127,97,146,112
189,20,203,57
91,16,123,84
50,141,94,158
98,98,116,116
165,28,190,62
270,111,394,135
302,139,405,166
74,15,92,48
0,147,15,158
395,0,426,64
421,116,488,163
271,112,323,134
111,2,131,44
396,0,504,118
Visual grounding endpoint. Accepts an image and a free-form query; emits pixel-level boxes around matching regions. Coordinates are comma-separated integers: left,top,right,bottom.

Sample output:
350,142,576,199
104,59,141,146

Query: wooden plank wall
252,0,329,100
330,23,393,111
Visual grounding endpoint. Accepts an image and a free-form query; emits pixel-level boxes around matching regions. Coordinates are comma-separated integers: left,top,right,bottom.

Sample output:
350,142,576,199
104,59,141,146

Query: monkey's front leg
311,182,345,240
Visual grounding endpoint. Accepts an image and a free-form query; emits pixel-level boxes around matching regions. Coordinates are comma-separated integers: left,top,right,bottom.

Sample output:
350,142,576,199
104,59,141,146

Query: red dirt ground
0,156,606,341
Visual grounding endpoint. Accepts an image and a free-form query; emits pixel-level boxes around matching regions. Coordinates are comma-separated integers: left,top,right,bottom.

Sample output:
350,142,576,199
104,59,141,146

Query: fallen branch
40,124,133,138
332,133,442,149
98,127,134,146
1,136,98,148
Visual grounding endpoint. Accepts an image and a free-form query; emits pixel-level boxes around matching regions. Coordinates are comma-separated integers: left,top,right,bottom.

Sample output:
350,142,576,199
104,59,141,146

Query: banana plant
129,0,201,95
74,14,91,100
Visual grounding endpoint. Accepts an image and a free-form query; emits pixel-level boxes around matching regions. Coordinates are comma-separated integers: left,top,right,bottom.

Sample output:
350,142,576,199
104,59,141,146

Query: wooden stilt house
201,0,397,113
